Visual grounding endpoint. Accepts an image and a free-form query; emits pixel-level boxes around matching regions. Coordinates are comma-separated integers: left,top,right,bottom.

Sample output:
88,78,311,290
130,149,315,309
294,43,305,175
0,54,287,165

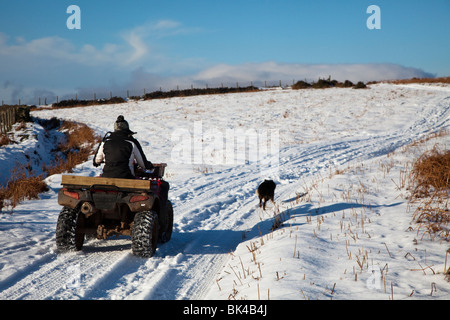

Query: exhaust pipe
81,202,95,215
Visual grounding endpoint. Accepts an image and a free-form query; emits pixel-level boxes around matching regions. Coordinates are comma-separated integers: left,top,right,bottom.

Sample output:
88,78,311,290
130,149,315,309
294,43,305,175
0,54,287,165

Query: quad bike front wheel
159,200,173,243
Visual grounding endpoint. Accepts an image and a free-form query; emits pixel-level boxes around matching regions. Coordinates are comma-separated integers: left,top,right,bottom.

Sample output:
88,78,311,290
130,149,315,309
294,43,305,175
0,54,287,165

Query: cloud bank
122,62,434,95
0,23,435,104
189,62,434,87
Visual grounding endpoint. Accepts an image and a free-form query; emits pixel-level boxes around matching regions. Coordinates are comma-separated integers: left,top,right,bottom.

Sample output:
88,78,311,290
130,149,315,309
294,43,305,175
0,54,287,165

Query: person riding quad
93,115,154,179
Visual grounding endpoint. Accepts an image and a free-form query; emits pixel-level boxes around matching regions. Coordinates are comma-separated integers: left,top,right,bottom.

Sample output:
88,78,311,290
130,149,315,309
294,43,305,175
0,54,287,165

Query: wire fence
0,79,299,107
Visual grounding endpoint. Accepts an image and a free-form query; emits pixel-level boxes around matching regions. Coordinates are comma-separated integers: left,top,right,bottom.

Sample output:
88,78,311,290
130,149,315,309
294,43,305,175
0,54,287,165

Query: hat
114,115,136,134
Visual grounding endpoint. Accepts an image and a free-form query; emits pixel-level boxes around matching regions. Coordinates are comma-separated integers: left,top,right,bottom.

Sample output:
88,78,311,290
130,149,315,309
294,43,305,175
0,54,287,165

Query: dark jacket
94,131,153,179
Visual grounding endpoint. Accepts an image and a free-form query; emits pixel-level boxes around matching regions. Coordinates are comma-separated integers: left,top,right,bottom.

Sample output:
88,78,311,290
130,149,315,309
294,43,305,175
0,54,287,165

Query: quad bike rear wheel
131,210,159,258
56,206,84,252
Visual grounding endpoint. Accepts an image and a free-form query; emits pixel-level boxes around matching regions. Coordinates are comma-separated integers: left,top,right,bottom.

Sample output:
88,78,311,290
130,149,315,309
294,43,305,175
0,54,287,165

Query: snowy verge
206,133,449,300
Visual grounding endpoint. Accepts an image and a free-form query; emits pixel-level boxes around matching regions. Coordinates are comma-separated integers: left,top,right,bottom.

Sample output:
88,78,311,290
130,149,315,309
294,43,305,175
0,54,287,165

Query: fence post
6,108,11,132
0,110,4,134
1,110,4,134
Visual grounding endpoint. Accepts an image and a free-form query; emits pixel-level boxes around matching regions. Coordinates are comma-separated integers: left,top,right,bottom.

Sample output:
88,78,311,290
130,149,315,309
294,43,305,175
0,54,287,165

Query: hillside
0,82,449,301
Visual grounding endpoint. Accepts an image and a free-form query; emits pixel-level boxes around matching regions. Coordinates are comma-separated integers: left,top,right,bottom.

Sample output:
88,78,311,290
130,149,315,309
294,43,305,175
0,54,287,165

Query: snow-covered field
0,83,449,300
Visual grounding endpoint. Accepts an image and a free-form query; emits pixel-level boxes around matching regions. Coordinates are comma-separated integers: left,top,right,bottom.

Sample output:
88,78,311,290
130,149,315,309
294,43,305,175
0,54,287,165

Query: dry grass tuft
59,121,99,151
0,165,49,212
45,120,101,175
0,134,12,147
408,145,449,241
388,77,450,84
409,145,449,198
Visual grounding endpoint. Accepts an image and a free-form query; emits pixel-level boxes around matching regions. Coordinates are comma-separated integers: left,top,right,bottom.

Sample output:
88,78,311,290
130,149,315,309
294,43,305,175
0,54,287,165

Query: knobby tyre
56,206,84,252
159,200,173,243
132,210,159,258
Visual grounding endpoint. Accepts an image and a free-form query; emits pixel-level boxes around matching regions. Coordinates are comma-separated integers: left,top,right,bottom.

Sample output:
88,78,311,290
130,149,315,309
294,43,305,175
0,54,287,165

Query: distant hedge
292,78,367,90
143,86,260,100
51,96,126,109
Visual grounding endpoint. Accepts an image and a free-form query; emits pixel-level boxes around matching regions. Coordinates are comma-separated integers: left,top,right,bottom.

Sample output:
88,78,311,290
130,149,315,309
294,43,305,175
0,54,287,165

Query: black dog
257,180,276,210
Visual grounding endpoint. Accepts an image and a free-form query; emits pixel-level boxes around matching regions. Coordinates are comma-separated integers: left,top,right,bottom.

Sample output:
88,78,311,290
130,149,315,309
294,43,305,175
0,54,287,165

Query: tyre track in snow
0,240,133,299
0,252,56,299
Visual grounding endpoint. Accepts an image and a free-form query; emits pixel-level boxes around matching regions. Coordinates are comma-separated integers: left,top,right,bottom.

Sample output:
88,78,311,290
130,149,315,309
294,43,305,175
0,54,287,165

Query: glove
146,161,155,170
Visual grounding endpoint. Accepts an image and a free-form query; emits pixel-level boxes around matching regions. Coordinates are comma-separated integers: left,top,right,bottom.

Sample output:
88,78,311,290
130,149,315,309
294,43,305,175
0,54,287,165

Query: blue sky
0,0,449,103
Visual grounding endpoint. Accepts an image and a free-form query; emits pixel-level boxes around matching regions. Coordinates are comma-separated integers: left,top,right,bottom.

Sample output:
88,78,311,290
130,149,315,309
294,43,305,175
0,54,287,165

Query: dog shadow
244,200,402,243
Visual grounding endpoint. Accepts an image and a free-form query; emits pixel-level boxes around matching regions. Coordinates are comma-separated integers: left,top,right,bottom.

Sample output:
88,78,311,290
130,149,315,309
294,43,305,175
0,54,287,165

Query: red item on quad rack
134,163,166,180
139,163,167,196
150,179,163,196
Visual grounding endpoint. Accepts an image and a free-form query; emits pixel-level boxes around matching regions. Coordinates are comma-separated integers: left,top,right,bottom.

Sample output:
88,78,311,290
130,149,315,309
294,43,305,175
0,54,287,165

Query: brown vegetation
143,86,259,100
410,146,450,198
388,77,450,85
0,165,49,212
0,133,12,147
0,118,100,212
408,145,450,241
48,96,126,110
44,120,101,176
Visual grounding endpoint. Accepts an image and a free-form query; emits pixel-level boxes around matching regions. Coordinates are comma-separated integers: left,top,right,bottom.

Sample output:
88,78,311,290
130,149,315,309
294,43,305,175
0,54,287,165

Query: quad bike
56,163,172,258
